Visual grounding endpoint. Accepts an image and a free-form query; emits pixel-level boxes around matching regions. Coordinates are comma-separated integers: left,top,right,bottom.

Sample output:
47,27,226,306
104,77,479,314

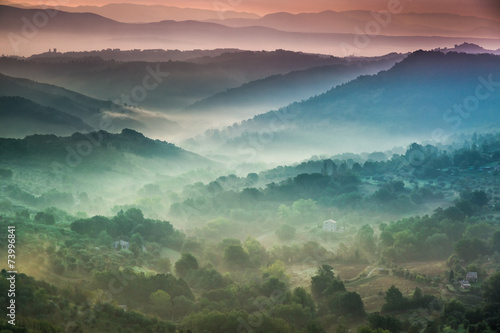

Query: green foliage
149,290,172,316
482,271,500,304
382,285,405,312
382,286,435,313
330,291,365,317
292,287,316,313
244,237,269,266
357,224,376,252
278,198,318,224
175,253,199,278
493,230,500,253
189,264,228,291
35,211,55,225
50,257,65,275
311,265,346,299
97,230,113,248
224,245,251,268
455,238,490,262
368,312,403,333
70,208,178,246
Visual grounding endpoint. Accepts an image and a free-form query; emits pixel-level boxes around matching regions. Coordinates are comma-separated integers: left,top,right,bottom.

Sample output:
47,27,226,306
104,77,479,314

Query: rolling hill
0,128,216,176
186,51,500,163
5,2,260,22
0,73,161,137
185,52,406,117
0,49,386,115
207,10,500,38
0,96,91,138
1,5,499,57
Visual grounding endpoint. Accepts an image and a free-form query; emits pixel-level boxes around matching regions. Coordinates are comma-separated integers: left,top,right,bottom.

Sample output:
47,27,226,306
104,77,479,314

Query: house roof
323,219,337,224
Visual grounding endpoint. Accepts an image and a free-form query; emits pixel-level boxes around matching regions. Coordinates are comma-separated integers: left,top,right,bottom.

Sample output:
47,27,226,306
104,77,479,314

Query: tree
244,237,268,266
33,288,49,310
156,257,171,273
330,291,365,316
35,212,55,225
171,295,194,319
129,242,141,257
443,299,466,318
224,245,251,268
149,290,172,317
246,173,259,184
493,230,500,253
380,231,394,247
293,287,316,313
261,277,287,297
424,233,451,259
50,257,65,275
382,285,405,312
357,225,376,252
311,265,335,298
311,265,345,299
482,272,500,304
368,313,403,333
97,230,113,248
449,269,455,283
261,260,288,283
175,253,199,278
455,238,490,262
131,232,144,248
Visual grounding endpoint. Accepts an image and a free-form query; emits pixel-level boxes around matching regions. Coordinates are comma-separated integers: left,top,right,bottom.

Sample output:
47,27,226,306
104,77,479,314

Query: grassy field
286,259,452,313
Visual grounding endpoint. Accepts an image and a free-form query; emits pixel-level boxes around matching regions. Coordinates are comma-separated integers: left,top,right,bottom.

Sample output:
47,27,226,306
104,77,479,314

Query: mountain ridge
185,50,500,162
1,5,499,57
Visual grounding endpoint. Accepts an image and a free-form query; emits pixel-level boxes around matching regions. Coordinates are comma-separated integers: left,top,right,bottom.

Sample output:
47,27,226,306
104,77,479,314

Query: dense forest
1,131,499,332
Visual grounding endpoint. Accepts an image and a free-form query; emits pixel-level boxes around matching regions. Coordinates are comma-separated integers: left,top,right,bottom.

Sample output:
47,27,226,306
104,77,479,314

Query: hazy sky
5,0,500,17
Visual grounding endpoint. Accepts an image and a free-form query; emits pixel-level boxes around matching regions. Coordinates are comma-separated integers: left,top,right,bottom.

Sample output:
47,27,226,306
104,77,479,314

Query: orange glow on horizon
3,0,500,18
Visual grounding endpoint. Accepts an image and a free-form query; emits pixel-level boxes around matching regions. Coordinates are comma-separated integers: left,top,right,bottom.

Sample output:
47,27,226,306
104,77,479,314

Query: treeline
70,208,184,248
0,269,176,333
170,134,500,224
379,191,497,263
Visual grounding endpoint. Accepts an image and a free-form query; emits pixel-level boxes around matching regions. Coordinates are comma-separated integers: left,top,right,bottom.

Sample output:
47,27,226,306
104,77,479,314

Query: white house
459,280,471,289
113,240,130,250
323,219,338,232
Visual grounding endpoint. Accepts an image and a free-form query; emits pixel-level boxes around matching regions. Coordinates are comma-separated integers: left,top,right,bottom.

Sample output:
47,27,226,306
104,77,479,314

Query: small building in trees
113,240,130,250
459,280,471,289
466,272,478,283
323,219,338,232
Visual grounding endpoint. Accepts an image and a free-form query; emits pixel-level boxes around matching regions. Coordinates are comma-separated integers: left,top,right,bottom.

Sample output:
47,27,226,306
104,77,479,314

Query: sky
4,0,500,17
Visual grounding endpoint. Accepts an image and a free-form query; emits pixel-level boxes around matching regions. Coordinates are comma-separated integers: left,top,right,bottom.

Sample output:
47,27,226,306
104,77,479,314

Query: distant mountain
0,129,215,176
1,5,499,57
28,49,245,63
0,72,180,138
207,10,500,38
435,42,500,55
0,50,360,114
0,96,91,138
7,2,260,23
185,53,406,117
0,72,115,122
188,51,500,162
